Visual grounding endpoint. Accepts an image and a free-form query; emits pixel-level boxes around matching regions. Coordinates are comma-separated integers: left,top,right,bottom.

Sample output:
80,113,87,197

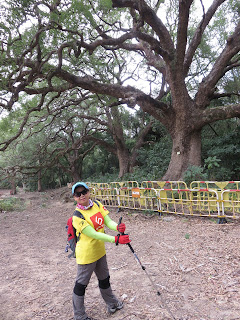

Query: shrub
183,166,208,187
0,197,25,212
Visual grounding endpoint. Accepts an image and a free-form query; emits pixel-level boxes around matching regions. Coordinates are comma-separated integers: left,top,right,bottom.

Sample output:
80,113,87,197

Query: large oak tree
0,0,239,179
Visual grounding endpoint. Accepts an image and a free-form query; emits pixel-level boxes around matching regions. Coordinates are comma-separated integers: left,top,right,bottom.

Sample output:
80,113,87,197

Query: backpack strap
72,201,100,242
73,210,85,219
73,210,85,243
93,200,100,207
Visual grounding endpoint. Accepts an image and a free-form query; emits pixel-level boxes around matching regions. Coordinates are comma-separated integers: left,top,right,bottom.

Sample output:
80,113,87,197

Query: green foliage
83,147,119,180
0,1,239,187
72,0,97,28
204,156,221,180
0,197,25,212
202,120,240,180
143,209,156,216
204,156,221,170
136,134,172,180
0,177,11,189
85,171,119,184
98,0,112,11
183,166,208,186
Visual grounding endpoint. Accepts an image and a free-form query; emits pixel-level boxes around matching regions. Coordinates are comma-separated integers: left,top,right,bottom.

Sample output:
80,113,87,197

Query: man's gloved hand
115,234,131,245
117,223,126,233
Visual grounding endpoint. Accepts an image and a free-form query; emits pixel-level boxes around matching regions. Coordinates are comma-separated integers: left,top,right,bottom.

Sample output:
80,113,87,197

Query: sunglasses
74,189,88,197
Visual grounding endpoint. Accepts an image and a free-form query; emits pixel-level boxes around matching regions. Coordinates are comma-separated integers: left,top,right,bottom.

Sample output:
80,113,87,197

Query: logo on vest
90,212,104,231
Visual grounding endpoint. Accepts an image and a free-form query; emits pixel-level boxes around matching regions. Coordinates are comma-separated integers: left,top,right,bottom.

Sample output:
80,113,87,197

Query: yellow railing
157,188,220,218
86,181,240,220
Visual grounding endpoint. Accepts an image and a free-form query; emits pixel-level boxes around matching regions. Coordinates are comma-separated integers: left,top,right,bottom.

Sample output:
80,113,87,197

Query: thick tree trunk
68,153,83,183
58,177,62,188
162,129,202,180
117,149,131,178
72,168,81,183
10,176,16,195
37,170,42,192
22,181,27,191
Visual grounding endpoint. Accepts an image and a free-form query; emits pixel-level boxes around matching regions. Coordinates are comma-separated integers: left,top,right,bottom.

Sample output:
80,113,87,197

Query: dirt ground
0,187,240,320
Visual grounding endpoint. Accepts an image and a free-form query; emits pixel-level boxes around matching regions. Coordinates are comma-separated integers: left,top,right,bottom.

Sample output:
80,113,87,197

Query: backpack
65,200,100,258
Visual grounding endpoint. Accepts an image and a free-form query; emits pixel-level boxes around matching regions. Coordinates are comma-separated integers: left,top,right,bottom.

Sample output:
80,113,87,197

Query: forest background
0,0,239,193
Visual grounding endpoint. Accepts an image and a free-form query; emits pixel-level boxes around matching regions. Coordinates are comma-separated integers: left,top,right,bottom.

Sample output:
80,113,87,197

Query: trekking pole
118,217,177,320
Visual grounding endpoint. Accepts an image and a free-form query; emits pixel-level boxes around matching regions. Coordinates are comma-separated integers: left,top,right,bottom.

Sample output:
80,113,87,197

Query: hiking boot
107,301,124,314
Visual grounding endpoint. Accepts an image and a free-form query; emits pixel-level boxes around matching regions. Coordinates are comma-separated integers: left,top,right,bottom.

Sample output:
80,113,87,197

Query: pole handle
118,216,122,227
118,216,135,252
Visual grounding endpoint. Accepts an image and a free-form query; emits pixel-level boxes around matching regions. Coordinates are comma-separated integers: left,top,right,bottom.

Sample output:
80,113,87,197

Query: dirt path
0,188,240,320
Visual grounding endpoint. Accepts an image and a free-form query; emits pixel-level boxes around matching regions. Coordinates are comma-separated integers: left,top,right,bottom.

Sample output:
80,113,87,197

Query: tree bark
117,148,131,178
71,166,81,183
37,170,42,192
2,0,240,181
10,176,17,195
162,129,202,180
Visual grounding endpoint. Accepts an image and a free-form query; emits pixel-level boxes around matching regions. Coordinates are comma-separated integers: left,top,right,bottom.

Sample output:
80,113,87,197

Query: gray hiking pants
72,254,119,320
